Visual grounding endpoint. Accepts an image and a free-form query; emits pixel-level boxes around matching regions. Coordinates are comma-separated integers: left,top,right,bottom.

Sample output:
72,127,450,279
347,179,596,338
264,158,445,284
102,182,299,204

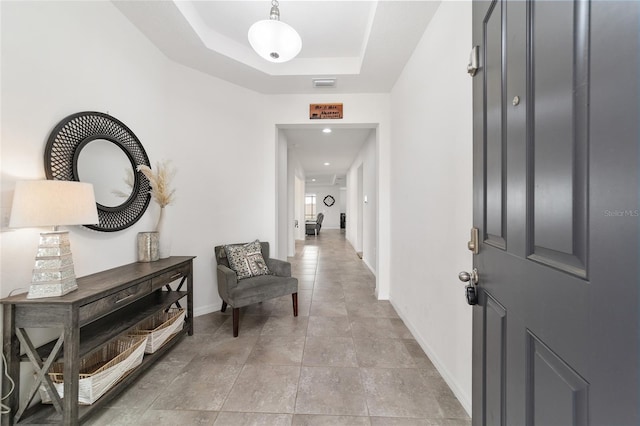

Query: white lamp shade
248,19,302,63
10,180,99,228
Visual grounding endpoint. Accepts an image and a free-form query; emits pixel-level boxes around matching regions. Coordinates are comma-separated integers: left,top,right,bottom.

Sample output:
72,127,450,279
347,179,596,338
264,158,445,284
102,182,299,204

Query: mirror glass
77,139,134,207
46,111,151,232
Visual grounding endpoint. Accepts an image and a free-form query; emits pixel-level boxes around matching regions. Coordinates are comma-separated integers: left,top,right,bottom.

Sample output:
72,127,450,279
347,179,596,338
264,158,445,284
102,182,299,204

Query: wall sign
323,195,335,207
310,103,343,120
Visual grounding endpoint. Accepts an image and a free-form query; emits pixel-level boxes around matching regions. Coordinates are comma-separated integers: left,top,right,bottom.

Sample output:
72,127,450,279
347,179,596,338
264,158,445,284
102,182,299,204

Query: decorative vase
137,232,159,262
156,207,172,259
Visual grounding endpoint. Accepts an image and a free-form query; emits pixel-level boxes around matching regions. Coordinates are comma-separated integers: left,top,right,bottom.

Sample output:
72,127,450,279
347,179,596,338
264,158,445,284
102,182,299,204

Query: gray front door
471,1,639,425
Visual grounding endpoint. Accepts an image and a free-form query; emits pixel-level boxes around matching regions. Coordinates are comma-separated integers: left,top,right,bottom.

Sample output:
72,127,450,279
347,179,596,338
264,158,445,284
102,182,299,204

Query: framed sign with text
310,103,343,119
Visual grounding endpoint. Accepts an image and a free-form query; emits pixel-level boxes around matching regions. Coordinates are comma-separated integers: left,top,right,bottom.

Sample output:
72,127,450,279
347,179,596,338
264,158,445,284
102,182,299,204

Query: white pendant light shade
248,19,302,63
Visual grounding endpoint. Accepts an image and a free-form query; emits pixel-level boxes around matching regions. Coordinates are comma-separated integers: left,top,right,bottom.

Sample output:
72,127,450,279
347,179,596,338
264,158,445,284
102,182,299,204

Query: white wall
288,145,306,256
0,1,271,321
346,131,377,274
389,1,473,415
305,185,341,229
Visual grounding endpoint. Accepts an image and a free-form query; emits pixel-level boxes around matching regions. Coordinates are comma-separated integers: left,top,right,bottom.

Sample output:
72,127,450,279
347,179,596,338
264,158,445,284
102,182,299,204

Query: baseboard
362,258,376,277
194,302,220,317
390,297,472,417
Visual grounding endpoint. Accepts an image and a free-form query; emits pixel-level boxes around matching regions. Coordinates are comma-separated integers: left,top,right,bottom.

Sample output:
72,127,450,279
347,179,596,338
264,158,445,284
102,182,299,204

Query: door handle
458,268,479,285
458,268,479,305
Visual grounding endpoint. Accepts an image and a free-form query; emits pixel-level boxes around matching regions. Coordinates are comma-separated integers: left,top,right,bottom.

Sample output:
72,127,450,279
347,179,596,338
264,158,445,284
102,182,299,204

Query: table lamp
9,180,99,299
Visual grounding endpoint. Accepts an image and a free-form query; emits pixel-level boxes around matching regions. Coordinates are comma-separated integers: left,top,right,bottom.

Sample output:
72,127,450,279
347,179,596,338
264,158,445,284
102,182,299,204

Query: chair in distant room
214,240,298,337
305,212,324,236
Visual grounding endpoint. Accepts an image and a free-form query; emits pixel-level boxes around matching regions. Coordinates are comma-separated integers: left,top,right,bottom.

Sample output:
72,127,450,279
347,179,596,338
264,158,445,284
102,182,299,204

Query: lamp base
27,231,79,299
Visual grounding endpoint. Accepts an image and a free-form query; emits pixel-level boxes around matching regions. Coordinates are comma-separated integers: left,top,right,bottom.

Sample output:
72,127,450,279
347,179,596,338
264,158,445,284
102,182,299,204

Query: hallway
87,230,470,425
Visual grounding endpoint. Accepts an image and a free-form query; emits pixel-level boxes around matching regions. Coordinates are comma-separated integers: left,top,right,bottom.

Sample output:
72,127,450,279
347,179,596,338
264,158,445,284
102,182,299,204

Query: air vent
312,78,337,88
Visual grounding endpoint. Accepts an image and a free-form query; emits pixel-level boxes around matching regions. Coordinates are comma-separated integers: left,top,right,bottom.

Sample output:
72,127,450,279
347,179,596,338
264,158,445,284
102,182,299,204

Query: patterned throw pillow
224,240,271,280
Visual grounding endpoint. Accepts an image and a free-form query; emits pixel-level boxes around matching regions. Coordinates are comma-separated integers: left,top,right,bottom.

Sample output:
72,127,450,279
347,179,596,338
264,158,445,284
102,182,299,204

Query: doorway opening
275,123,379,287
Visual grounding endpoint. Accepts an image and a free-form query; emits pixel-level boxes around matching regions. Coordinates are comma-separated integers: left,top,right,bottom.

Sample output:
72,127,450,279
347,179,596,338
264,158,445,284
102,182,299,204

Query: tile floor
87,230,470,425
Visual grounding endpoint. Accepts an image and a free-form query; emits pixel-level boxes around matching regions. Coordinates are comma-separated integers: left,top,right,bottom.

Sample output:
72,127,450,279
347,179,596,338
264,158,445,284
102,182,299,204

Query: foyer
85,230,470,425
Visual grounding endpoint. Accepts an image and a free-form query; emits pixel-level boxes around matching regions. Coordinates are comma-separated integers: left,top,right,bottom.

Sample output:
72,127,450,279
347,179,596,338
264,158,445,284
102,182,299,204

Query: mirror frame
44,111,151,232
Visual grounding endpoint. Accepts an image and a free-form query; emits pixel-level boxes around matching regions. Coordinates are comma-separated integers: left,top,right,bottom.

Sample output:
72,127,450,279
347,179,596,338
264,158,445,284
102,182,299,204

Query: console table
1,256,195,425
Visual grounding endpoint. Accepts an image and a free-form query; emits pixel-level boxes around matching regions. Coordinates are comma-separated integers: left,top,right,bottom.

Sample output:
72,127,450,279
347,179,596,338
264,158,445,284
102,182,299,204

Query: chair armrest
266,258,291,277
217,264,238,301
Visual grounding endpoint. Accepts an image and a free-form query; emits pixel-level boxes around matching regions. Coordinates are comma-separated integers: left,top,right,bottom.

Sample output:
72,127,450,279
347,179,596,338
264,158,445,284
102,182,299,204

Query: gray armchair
305,212,324,236
214,241,298,337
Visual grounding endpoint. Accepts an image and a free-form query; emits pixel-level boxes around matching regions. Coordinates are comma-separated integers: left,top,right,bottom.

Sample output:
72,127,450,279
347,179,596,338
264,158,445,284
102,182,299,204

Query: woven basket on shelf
129,308,185,354
39,335,147,405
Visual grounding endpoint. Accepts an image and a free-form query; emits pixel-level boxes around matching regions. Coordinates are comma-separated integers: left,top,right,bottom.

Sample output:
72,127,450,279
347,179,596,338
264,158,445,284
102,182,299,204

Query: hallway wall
346,131,377,274
389,1,473,414
305,185,341,229
0,1,271,318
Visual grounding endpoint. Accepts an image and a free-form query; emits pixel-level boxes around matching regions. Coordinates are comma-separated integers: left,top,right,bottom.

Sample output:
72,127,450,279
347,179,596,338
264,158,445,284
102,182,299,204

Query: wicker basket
39,335,147,405
129,308,185,354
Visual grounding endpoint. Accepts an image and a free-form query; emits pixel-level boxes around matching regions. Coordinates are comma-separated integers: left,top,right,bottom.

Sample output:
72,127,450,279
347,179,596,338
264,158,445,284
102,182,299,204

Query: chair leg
292,293,298,317
233,307,240,337
221,300,227,312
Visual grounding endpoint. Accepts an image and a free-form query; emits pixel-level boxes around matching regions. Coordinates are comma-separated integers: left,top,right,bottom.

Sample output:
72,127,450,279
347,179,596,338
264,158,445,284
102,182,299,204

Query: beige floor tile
302,336,358,367
370,418,433,426
293,414,372,425
193,311,228,334
84,408,143,426
246,334,305,365
350,318,408,339
403,340,438,372
214,412,293,425
221,364,300,413
151,362,241,411
307,316,352,337
312,288,345,302
137,409,219,425
310,299,348,317
261,315,309,336
360,368,442,418
354,338,416,368
295,366,368,416
194,334,259,365
213,314,269,337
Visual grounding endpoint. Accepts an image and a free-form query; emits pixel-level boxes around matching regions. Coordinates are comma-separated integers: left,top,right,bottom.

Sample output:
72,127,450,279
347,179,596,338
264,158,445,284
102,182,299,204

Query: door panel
484,0,506,249
484,295,506,426
472,1,639,425
529,0,589,277
527,331,589,426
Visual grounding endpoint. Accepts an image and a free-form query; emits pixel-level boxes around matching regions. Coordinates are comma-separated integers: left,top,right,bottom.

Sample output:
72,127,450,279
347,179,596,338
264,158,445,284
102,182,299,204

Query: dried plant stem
137,161,176,208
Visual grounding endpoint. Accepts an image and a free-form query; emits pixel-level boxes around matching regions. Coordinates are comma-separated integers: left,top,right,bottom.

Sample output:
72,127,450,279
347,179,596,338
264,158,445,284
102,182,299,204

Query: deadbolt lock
467,227,479,254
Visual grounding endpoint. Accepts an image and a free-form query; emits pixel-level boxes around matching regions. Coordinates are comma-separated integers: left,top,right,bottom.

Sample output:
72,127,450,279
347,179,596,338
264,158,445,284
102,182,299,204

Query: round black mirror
44,112,151,232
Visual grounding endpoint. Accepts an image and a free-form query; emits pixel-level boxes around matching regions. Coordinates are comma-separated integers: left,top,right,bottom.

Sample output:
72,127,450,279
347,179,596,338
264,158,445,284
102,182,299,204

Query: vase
137,232,159,262
156,207,172,259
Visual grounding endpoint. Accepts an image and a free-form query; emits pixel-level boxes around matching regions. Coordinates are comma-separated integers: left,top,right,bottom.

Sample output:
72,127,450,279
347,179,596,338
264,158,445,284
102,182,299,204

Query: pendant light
248,0,302,63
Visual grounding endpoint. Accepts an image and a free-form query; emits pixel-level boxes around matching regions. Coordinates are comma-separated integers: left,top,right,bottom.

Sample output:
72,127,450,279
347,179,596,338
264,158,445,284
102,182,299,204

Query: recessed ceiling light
322,128,332,134
324,162,330,166
312,178,316,181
